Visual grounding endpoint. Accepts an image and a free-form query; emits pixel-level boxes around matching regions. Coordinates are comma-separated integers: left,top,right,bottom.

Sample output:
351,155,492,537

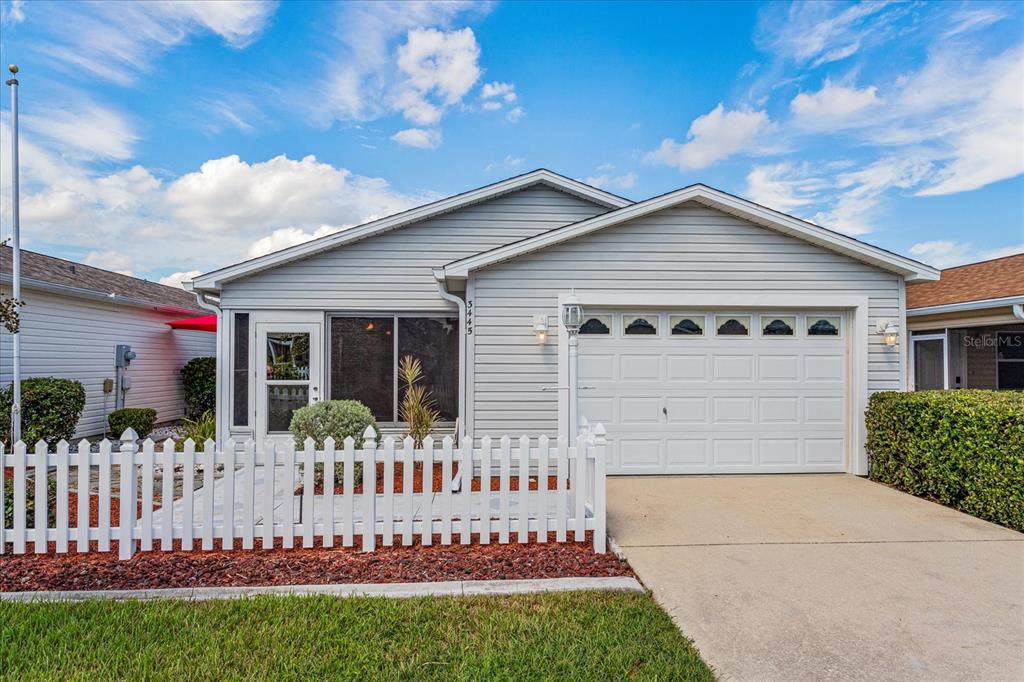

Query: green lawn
0,591,713,681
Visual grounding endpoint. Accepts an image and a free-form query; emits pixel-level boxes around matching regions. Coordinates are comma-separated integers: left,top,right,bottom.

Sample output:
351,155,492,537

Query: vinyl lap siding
219,186,609,310
469,203,904,436
0,288,215,438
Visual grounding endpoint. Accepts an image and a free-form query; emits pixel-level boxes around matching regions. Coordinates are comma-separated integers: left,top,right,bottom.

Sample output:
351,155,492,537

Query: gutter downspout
1013,304,1024,321
188,287,224,441
434,272,467,444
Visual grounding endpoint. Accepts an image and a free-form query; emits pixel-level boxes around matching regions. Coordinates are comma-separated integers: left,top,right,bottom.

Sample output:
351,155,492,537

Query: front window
232,313,249,427
997,331,1024,389
329,315,459,423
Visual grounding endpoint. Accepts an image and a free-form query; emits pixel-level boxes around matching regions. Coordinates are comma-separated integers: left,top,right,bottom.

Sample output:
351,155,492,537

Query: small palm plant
398,355,440,447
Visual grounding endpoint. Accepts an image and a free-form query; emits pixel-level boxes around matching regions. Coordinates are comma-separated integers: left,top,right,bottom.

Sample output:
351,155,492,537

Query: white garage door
579,311,849,474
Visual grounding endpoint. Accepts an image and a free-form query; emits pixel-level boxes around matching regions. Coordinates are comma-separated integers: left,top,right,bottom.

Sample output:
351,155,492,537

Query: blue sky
1,0,1022,286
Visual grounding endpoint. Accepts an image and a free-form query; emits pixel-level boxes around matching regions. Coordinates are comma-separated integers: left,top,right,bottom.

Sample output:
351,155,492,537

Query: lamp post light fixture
562,291,584,440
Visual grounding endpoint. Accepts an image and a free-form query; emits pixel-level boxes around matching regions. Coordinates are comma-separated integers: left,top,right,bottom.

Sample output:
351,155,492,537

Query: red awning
166,314,217,332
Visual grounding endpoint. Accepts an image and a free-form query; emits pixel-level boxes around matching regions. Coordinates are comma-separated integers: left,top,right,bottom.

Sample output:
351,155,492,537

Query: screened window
716,315,750,336
762,316,795,336
808,316,841,336
329,315,459,423
232,313,249,427
670,315,704,336
625,316,658,335
580,316,612,335
997,332,1024,389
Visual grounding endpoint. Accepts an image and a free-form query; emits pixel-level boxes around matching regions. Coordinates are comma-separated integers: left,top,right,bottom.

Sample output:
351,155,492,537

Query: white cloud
745,163,827,213
484,155,525,173
22,102,139,161
394,27,481,125
585,170,638,191
909,240,1024,268
247,226,345,259
84,250,134,276
33,1,277,85
790,80,880,126
644,103,770,170
391,128,442,150
314,2,502,138
158,270,203,289
2,0,24,25
481,81,517,102
755,2,905,67
943,8,1009,38
505,106,525,123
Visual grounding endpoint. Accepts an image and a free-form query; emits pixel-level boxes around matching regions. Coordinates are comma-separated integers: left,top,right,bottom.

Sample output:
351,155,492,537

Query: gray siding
219,186,610,310
469,203,904,436
0,287,215,438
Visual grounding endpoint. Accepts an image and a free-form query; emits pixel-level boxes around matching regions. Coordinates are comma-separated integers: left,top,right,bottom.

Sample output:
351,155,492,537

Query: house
906,253,1024,390
0,246,216,438
188,169,938,476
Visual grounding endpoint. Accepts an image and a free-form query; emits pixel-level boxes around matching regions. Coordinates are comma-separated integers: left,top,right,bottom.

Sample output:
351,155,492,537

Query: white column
568,330,579,441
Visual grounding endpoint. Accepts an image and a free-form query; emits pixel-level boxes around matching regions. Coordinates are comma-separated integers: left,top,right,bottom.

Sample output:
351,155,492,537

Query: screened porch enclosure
328,315,460,424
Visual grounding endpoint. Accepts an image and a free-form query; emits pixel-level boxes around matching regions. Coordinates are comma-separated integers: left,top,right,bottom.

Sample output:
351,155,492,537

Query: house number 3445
466,300,474,335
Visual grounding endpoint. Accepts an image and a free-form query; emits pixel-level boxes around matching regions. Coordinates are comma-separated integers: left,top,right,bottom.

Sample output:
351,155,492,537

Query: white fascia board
907,294,1024,316
442,184,940,282
190,170,631,292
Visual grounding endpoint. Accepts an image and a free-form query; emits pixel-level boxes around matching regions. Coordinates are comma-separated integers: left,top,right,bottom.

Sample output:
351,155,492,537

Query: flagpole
6,64,21,444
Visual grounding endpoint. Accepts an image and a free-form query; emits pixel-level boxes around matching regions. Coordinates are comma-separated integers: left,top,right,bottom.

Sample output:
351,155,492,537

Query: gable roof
906,253,1024,310
190,169,631,292
440,183,939,282
1,245,203,313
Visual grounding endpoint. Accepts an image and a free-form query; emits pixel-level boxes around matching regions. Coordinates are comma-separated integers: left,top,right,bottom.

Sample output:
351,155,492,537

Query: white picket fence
0,425,608,560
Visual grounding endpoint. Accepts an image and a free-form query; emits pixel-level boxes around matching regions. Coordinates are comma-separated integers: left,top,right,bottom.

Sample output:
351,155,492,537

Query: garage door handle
662,407,667,416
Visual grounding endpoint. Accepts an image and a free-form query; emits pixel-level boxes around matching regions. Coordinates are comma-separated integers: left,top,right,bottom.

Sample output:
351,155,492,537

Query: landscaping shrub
0,377,86,447
865,390,1024,531
108,407,157,439
180,356,216,418
290,400,377,482
181,410,216,444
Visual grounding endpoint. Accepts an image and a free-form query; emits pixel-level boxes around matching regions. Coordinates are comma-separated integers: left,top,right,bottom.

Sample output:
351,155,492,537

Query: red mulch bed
0,532,631,592
305,462,563,495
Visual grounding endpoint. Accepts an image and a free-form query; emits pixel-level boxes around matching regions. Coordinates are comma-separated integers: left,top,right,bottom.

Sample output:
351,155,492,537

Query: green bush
180,356,216,418
108,407,157,439
866,390,1024,531
3,472,57,531
0,377,86,447
290,400,377,483
181,410,216,445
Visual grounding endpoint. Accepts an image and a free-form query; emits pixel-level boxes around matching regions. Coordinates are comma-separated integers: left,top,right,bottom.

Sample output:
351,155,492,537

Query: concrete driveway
608,475,1024,681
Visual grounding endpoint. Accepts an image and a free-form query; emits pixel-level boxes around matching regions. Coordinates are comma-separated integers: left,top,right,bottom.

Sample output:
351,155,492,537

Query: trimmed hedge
0,377,86,447
108,407,157,439
181,356,216,418
866,390,1024,531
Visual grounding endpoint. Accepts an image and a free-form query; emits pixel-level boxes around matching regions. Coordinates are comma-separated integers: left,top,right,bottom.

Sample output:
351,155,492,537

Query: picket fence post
593,424,607,553
362,426,377,552
118,428,139,560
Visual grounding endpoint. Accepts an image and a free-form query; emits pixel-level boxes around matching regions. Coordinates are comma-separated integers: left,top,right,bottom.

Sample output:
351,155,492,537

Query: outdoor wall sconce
533,314,549,343
877,320,899,347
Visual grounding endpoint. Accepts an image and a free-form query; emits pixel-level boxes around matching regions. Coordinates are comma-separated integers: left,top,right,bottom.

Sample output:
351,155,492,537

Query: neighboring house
189,169,938,476
1,246,216,438
906,254,1024,391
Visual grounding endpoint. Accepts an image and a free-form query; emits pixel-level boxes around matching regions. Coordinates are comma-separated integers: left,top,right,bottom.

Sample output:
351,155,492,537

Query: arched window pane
762,317,795,336
580,316,611,334
625,317,658,335
716,315,750,336
808,317,841,336
671,316,704,336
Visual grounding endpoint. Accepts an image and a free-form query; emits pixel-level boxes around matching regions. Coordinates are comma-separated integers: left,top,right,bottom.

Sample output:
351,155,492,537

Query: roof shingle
906,253,1024,309
1,246,203,312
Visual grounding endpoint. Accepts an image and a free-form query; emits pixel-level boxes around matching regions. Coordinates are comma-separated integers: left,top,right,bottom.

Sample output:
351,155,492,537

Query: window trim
759,314,796,338
326,312,459,426
669,314,706,337
805,313,844,339
714,314,752,338
623,313,661,337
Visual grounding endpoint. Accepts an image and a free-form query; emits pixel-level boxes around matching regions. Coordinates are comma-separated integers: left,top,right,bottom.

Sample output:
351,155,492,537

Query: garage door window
808,316,842,337
761,316,795,336
625,316,659,335
670,315,705,336
580,315,612,335
716,315,750,336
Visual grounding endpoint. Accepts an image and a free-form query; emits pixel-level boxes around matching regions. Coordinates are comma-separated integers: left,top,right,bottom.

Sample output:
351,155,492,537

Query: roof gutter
0,273,202,315
434,268,467,442
907,294,1024,317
